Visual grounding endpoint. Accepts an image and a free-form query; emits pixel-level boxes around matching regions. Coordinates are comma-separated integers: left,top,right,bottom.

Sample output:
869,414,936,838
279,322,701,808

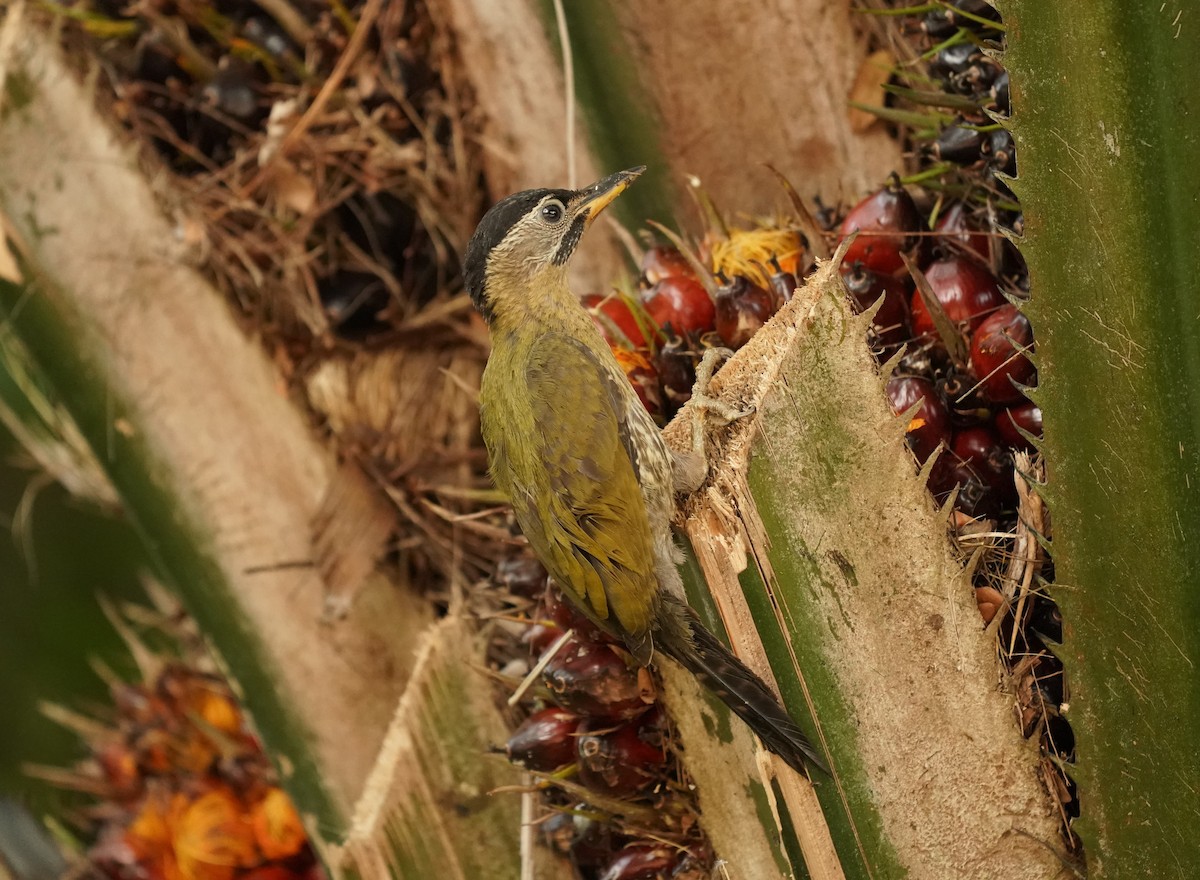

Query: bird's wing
490,332,659,643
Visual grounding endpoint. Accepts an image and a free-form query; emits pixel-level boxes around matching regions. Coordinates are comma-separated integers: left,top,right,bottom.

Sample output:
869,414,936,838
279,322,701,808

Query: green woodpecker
464,167,827,775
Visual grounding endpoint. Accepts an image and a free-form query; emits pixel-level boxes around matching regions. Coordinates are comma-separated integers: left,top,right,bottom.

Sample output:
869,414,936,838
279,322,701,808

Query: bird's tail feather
656,599,829,775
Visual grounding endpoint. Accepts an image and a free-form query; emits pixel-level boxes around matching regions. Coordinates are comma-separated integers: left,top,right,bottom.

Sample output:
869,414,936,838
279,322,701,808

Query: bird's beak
574,166,645,227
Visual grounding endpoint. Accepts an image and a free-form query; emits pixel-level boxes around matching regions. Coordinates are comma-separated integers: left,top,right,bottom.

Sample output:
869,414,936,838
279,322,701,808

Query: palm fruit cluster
846,177,1036,519
49,0,475,340
490,555,712,880
33,604,320,880
584,228,805,425
888,0,1076,842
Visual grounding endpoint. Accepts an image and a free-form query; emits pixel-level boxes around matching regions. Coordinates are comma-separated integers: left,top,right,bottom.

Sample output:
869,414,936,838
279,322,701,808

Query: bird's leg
689,347,755,451
673,347,755,494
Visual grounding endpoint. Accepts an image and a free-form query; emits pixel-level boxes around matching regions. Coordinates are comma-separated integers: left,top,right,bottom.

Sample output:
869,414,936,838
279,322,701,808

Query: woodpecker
464,167,827,775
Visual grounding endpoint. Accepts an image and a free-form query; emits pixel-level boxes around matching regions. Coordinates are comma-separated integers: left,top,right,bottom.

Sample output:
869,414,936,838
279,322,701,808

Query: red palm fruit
1031,596,1065,645
542,584,611,643
935,202,991,263
542,636,649,721
657,333,696,393
910,257,1004,341
839,182,922,276
642,276,716,335
969,304,1035,404
541,811,615,868
599,844,681,880
1028,595,1064,643
522,621,567,654
641,244,698,285
655,336,697,414
768,256,799,304
923,0,1002,39
505,707,582,771
995,401,1043,450
671,851,714,879
931,123,985,166
984,128,1017,177
926,456,992,517
885,376,952,464
583,292,652,348
991,70,1011,115
493,555,547,598
576,710,667,797
937,370,985,416
841,265,911,348
951,426,999,464
714,275,776,349
998,237,1030,291
931,42,982,80
952,426,1015,503
540,812,575,853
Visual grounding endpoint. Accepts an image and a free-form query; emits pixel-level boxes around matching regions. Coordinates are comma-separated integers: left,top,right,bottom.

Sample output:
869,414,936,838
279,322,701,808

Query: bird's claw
689,347,755,456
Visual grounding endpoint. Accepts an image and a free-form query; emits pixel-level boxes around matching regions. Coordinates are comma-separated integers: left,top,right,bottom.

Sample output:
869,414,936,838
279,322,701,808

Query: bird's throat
487,271,596,342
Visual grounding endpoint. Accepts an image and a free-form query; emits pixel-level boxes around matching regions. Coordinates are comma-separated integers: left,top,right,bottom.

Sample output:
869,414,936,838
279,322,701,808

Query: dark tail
656,598,829,775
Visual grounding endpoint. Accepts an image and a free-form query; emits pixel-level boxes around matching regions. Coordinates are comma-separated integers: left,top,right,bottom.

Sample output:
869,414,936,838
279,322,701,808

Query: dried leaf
848,50,896,133
266,160,317,217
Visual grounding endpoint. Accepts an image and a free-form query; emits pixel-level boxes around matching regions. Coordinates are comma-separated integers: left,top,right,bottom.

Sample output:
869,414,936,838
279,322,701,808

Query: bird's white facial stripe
489,201,570,278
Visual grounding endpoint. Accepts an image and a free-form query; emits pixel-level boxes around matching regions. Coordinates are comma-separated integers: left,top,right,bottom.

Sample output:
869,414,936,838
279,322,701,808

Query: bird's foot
674,348,755,494
689,347,755,456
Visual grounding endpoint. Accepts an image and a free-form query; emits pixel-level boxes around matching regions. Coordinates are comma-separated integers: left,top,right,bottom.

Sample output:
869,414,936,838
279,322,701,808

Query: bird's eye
540,202,564,223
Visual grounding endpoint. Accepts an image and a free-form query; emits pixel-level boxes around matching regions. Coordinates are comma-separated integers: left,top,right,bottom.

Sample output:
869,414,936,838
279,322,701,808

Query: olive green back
480,330,658,642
